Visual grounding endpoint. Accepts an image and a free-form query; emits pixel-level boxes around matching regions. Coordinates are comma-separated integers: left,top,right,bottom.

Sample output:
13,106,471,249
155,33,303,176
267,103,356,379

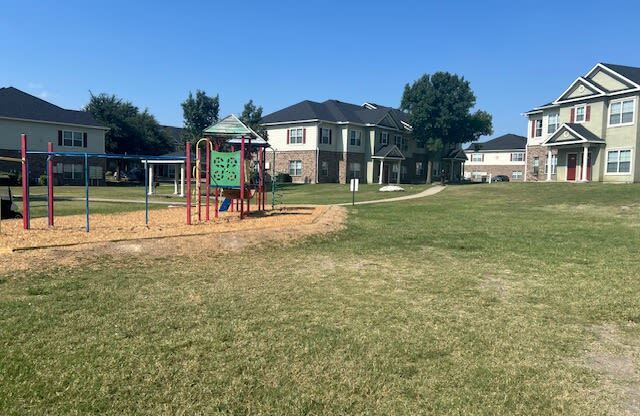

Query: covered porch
372,145,406,184
542,124,605,182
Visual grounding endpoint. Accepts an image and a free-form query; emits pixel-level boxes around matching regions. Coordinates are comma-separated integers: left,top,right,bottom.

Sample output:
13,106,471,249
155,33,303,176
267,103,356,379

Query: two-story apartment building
524,63,640,183
464,134,527,181
0,87,108,184
260,100,429,184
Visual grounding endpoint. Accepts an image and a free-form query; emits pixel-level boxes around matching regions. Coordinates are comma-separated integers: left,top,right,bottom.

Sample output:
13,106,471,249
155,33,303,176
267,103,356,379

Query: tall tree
85,93,173,155
181,90,219,142
401,72,493,181
240,99,264,136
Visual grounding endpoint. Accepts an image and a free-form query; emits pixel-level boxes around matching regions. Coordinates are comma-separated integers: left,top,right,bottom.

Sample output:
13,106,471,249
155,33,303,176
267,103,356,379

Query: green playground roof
203,114,269,146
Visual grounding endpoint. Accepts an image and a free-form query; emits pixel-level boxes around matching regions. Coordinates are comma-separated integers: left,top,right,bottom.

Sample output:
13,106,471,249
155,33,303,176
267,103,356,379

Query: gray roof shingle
601,63,640,85
0,87,105,128
466,134,526,151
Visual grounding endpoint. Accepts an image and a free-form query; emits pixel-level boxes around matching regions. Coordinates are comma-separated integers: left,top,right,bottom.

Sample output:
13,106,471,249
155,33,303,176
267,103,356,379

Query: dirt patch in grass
584,323,640,414
0,205,346,273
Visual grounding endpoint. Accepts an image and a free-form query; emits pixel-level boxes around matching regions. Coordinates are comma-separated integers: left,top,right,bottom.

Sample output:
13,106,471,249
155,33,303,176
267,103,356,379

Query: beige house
0,87,108,184
260,100,436,184
464,134,526,181
524,63,640,183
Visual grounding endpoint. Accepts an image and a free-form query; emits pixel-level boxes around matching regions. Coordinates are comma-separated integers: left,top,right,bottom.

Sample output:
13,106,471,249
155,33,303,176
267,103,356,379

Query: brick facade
273,150,318,183
318,150,343,183
465,164,526,181
526,145,557,181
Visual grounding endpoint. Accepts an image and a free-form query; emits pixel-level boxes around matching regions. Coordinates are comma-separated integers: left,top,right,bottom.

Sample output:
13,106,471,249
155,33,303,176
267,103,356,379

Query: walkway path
336,185,446,206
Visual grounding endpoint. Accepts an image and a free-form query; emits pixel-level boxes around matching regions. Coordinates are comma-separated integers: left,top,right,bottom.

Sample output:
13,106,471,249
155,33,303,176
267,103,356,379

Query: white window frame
61,163,83,180
320,128,330,145
349,130,362,146
380,131,389,146
544,154,557,175
605,148,633,175
548,113,560,134
416,161,424,176
511,171,523,180
471,153,483,162
511,152,525,162
534,119,543,137
289,160,302,176
394,135,407,151
63,130,84,148
289,128,304,145
608,97,636,128
574,104,586,123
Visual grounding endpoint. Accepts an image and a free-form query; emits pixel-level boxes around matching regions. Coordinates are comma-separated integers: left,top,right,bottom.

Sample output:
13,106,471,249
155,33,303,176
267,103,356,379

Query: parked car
493,175,510,182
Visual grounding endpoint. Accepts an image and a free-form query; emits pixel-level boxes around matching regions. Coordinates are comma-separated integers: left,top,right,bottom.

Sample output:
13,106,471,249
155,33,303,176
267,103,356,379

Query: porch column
180,163,185,197
396,161,401,184
173,163,179,194
148,164,154,195
546,149,552,181
581,144,589,182
378,160,384,184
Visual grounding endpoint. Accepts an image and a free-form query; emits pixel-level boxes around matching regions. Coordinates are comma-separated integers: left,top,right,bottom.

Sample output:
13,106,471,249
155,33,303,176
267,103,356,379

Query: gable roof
542,123,605,147
0,87,106,129
466,134,526,151
372,145,405,160
261,99,411,131
203,114,268,146
526,63,640,113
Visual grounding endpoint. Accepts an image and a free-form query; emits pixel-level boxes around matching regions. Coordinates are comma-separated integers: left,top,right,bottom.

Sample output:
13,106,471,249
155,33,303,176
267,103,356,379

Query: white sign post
350,178,359,206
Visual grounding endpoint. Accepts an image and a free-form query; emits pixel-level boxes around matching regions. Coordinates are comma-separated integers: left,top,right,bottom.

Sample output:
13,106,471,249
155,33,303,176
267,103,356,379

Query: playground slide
219,198,231,212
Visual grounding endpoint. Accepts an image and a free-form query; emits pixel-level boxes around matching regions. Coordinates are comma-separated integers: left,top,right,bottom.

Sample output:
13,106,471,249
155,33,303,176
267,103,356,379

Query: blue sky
2,0,640,141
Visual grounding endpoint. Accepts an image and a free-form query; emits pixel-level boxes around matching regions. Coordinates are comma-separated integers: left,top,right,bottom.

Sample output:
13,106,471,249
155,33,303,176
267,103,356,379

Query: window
575,105,586,123
348,162,361,179
401,165,408,180
394,135,407,151
544,154,557,175
320,128,331,145
60,163,83,180
606,149,632,174
534,119,543,137
416,161,424,176
512,171,523,180
289,128,303,144
63,130,84,147
349,130,362,146
320,161,329,177
380,132,389,146
289,160,302,176
548,113,560,134
89,166,104,180
609,99,635,126
471,153,483,162
533,157,540,175
511,152,524,162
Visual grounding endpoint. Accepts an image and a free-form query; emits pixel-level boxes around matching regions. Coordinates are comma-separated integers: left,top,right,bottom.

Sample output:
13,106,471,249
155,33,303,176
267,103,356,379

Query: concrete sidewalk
337,185,446,206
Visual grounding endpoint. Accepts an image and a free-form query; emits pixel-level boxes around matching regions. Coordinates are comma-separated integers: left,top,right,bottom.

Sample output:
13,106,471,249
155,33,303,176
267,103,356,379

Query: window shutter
83,132,88,148
318,127,322,144
286,129,290,144
586,105,591,122
58,130,63,146
329,129,332,144
530,121,535,137
303,128,306,144
570,108,575,123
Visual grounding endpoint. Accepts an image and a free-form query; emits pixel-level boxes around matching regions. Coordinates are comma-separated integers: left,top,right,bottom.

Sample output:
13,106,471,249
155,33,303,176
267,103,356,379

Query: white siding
0,118,106,153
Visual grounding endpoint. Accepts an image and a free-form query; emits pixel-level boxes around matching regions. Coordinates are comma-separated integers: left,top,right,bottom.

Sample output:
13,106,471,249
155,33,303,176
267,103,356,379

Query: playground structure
4,114,271,235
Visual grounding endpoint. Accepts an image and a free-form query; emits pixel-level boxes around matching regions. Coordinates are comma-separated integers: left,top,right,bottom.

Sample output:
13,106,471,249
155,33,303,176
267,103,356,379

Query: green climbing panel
210,151,241,187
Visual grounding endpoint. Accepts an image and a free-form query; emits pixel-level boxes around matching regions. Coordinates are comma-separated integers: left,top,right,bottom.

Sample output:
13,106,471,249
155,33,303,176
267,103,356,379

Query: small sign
350,178,359,192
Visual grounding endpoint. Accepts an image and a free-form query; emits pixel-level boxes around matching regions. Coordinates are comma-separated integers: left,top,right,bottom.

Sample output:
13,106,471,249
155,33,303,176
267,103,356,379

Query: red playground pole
21,134,29,230
186,142,192,225
47,142,54,227
240,136,245,220
214,142,219,219
247,139,251,214
205,139,211,222
257,146,262,211
230,144,235,213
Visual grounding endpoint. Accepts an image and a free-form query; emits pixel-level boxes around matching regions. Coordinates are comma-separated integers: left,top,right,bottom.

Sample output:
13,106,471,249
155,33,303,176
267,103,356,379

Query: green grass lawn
11,183,432,218
1,183,639,414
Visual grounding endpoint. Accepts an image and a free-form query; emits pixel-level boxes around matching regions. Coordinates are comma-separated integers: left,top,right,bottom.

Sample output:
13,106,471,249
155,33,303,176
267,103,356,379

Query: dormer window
575,105,586,123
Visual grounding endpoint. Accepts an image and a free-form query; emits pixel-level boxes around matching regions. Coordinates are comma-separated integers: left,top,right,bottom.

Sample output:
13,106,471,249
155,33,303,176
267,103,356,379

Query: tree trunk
426,160,433,184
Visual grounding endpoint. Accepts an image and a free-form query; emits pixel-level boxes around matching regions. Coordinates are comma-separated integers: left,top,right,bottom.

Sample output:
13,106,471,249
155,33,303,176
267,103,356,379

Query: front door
567,153,577,181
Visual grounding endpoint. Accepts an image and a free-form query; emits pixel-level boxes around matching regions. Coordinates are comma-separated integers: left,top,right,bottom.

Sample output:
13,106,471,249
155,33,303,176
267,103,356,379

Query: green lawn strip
1,183,639,414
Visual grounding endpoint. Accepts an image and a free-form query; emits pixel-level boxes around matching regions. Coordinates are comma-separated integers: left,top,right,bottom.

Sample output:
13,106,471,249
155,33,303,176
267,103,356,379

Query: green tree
181,90,220,142
240,99,265,137
85,93,173,155
401,72,493,181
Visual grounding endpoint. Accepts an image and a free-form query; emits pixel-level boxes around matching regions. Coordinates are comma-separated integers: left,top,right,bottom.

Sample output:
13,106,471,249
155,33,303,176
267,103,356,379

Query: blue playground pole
144,162,149,225
84,153,89,232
